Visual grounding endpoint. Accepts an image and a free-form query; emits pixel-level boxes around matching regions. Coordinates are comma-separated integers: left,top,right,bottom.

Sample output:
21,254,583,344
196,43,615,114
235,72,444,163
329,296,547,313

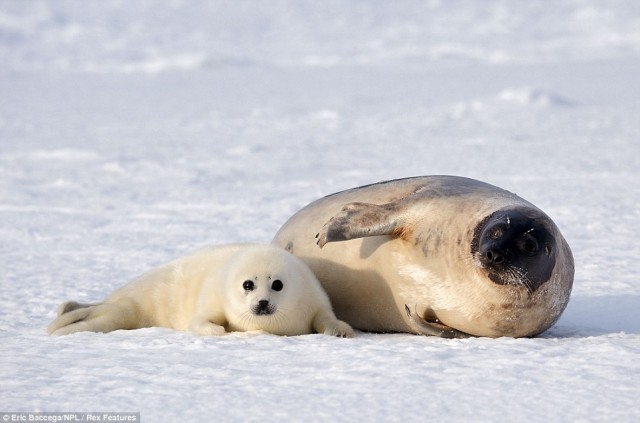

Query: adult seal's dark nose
484,248,507,266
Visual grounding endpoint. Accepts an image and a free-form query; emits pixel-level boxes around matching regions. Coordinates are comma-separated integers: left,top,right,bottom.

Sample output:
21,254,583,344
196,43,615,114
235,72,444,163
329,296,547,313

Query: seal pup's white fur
48,244,353,337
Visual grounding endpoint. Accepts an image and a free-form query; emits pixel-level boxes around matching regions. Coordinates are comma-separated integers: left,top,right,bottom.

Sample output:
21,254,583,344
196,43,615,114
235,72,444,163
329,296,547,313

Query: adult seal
48,244,353,338
272,176,574,338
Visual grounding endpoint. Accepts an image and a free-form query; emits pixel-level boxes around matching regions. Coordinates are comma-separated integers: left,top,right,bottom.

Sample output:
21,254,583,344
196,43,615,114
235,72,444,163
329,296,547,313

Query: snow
1,1,639,421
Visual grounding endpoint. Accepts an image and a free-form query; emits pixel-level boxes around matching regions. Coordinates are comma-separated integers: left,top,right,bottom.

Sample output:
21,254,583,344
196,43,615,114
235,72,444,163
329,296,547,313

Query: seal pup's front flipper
316,202,404,248
311,308,355,338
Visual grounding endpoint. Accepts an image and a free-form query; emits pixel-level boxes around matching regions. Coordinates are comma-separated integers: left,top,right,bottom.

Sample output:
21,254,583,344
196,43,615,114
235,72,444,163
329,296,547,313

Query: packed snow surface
1,1,639,421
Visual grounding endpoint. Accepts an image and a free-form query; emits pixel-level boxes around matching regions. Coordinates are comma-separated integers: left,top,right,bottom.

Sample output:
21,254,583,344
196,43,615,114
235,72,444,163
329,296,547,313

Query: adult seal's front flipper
316,202,403,248
404,305,470,339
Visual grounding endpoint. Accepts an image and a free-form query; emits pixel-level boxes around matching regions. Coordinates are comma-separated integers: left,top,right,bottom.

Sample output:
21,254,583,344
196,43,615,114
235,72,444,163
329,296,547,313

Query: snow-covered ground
1,1,639,421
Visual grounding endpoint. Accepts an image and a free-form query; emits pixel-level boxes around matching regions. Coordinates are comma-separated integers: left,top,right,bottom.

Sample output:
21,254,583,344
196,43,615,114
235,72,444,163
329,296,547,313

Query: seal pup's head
471,208,557,294
222,245,315,334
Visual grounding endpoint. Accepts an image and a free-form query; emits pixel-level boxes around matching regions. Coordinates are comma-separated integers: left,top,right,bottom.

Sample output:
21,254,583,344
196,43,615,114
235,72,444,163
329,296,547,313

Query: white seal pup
48,244,353,337
273,176,574,338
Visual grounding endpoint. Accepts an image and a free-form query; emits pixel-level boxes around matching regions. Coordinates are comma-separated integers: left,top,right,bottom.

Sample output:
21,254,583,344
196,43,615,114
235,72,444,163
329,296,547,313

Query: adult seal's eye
490,225,505,240
521,238,538,255
243,280,255,291
271,280,283,291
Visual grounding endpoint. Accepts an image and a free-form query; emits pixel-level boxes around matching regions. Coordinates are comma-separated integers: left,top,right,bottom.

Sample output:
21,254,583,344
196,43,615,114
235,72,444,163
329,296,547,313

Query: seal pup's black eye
271,280,283,291
243,280,255,291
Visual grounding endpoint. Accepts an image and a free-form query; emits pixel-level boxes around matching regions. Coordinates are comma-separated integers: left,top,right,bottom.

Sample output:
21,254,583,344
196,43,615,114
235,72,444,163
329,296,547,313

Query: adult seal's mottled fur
273,176,574,338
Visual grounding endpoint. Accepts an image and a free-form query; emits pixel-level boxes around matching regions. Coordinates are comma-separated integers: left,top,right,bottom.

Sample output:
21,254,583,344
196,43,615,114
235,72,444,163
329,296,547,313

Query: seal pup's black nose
253,299,274,315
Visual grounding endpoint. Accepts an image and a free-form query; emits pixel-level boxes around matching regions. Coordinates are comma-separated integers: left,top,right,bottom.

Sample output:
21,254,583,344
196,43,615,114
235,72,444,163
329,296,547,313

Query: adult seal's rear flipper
316,202,403,248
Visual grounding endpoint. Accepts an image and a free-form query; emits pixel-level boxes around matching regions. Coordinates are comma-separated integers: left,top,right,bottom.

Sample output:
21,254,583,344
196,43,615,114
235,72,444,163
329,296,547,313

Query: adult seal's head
472,208,557,293
273,176,574,338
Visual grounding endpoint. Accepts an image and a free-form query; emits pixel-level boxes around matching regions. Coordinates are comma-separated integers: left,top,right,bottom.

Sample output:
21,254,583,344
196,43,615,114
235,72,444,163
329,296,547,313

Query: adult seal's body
48,244,353,338
273,176,574,338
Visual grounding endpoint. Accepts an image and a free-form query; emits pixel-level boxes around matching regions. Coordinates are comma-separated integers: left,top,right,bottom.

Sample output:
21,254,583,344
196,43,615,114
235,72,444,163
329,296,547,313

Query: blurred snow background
1,1,639,421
